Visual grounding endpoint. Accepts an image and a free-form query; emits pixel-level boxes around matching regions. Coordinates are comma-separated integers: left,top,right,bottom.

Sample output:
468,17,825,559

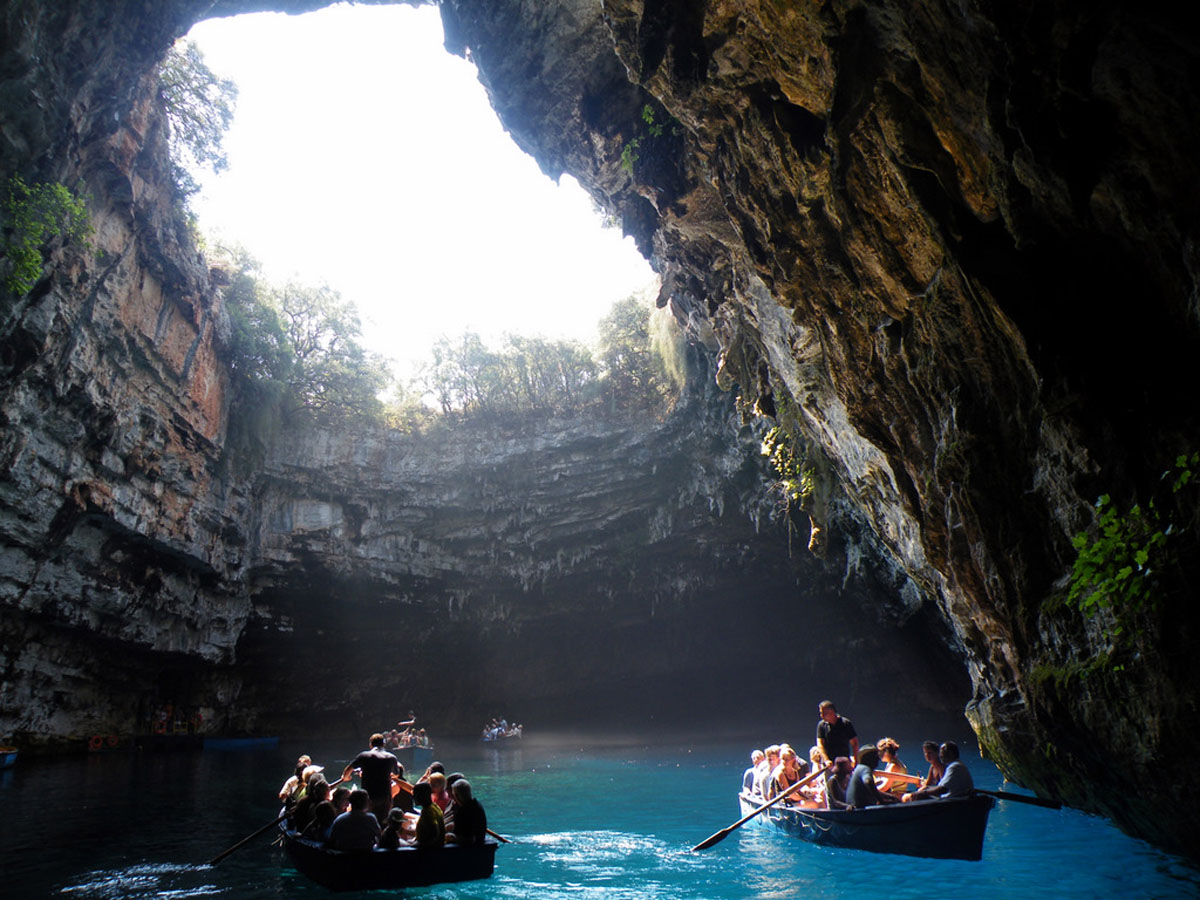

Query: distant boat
392,744,434,771
0,746,17,768
202,737,279,750
737,790,995,861
282,830,498,891
480,731,522,745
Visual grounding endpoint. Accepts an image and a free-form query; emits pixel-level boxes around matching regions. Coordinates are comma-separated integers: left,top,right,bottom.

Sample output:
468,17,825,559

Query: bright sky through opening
187,3,656,378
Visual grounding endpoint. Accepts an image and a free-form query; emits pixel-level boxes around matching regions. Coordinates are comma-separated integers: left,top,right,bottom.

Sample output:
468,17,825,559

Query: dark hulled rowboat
737,790,995,861
282,831,498,892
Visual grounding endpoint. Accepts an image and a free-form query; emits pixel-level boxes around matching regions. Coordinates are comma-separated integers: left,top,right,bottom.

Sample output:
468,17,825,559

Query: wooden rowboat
393,744,434,771
737,789,995,861
282,830,498,892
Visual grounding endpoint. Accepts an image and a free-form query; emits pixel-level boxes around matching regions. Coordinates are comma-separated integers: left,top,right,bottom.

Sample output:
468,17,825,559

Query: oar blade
978,788,1062,809
692,827,732,852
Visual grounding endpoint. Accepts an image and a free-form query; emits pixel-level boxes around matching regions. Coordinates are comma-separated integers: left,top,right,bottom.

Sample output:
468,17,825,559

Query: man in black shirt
815,700,859,768
341,733,401,825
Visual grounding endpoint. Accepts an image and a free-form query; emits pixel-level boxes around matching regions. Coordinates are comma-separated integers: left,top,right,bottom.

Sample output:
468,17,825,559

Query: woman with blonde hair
768,745,810,802
875,737,909,797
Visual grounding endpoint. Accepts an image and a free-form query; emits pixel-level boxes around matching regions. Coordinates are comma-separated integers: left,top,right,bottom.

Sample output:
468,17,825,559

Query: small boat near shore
0,746,18,768
737,790,995,861
282,830,498,891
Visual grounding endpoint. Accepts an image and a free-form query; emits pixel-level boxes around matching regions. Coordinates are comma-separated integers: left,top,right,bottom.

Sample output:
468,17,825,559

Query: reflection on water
2,734,1197,899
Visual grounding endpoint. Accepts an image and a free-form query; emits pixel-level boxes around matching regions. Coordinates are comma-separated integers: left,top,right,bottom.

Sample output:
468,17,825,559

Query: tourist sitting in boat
377,807,408,849
447,778,488,845
824,757,855,809
302,800,337,843
292,763,324,802
293,776,330,834
279,754,313,804
767,746,811,802
919,740,945,788
442,773,468,834
329,789,381,851
428,771,452,812
742,750,765,793
418,760,445,785
847,745,902,808
330,785,350,817
903,741,974,801
752,745,781,798
390,764,414,813
412,782,446,848
875,737,910,797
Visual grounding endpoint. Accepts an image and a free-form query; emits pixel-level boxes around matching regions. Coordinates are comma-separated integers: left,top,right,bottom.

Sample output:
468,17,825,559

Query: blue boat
737,790,995,861
282,830,497,891
0,746,17,768
393,744,434,771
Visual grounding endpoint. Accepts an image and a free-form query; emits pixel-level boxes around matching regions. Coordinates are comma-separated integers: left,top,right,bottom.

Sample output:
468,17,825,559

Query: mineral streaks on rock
232,392,962,737
441,0,1200,854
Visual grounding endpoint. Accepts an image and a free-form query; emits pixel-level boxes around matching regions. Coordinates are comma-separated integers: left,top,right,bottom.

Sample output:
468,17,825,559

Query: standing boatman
814,700,859,768
342,732,401,825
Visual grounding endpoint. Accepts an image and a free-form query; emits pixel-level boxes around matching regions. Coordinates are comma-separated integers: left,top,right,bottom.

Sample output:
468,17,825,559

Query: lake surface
2,733,1196,899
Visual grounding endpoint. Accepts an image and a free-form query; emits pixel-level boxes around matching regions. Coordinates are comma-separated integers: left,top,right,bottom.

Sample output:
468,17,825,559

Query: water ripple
58,863,220,899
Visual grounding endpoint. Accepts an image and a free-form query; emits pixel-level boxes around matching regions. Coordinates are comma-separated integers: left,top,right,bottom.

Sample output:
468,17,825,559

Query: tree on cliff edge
158,40,237,199
219,248,389,436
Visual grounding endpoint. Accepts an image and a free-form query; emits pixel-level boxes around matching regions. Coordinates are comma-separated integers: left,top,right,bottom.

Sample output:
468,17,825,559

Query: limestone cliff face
438,0,1200,854
0,0,253,739
231,383,964,737
1,0,1198,858
0,4,959,750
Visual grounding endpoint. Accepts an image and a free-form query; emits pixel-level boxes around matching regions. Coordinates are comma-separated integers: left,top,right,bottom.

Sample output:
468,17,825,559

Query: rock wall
0,0,253,742
231,379,966,738
436,0,1200,854
0,1,964,752
1,0,1198,858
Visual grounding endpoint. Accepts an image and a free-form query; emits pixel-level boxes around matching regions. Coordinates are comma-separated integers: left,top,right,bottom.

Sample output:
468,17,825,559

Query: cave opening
184,2,656,379
174,0,973,742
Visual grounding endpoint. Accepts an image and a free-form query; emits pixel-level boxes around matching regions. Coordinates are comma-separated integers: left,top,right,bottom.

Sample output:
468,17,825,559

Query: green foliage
422,331,598,418
217,247,389,435
1,176,92,294
595,295,683,412
621,103,677,174
1067,452,1198,643
158,40,237,197
416,294,684,421
383,382,436,434
761,426,814,505
275,281,390,422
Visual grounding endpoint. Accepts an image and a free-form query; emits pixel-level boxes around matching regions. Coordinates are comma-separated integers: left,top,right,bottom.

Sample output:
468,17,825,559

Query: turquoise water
1,735,1196,898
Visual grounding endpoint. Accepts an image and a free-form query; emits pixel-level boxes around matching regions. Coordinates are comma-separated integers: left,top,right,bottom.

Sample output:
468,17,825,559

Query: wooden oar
975,788,1062,809
873,769,922,785
208,777,344,865
692,763,831,851
870,770,1062,809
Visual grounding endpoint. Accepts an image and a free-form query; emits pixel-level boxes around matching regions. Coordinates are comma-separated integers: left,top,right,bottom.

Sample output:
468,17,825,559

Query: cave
1,0,1199,863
